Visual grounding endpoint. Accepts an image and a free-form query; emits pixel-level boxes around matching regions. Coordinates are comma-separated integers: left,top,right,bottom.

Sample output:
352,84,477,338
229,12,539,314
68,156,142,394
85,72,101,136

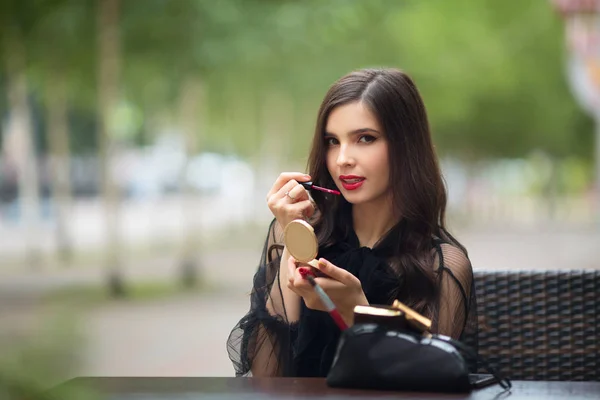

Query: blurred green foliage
0,311,98,400
0,0,593,162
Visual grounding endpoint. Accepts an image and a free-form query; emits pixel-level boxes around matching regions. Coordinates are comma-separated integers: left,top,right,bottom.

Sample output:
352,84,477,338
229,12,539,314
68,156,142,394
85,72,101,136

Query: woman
227,68,476,377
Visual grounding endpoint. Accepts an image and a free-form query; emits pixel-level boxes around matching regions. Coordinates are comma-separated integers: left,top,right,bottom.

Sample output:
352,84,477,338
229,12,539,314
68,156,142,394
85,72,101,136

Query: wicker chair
474,269,600,381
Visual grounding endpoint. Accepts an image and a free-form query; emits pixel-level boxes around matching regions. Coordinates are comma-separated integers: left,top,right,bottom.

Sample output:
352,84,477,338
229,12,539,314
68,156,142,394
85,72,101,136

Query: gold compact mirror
283,219,320,269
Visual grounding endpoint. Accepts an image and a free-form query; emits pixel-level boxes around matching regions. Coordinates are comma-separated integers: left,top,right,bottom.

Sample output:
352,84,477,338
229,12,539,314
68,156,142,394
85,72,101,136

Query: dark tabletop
48,377,600,400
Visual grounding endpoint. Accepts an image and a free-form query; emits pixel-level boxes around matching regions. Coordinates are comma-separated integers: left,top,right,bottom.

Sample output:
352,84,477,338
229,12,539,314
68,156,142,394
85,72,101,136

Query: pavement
78,290,249,378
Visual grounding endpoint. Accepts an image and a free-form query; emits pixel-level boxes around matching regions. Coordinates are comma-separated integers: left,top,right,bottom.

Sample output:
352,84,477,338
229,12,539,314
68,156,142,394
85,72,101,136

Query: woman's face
324,101,391,206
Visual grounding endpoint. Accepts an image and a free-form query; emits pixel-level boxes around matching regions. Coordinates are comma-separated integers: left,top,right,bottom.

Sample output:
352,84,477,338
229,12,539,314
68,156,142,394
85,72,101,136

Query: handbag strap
432,334,512,390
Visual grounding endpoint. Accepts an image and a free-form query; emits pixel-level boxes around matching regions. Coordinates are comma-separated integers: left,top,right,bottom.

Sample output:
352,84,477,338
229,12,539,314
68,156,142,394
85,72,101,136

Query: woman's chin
342,193,366,205
343,191,390,207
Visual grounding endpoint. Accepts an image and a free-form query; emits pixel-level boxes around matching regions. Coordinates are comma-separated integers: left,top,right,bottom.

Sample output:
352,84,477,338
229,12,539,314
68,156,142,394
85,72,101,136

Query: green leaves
1,0,592,162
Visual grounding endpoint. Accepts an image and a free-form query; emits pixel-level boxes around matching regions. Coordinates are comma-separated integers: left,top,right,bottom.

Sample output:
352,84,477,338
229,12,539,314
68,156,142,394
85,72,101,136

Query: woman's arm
245,220,301,377
231,173,314,377
433,243,473,339
264,221,302,323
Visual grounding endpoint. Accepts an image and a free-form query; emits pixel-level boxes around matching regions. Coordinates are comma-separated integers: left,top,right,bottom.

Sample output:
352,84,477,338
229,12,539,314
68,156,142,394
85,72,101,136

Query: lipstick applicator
300,181,341,196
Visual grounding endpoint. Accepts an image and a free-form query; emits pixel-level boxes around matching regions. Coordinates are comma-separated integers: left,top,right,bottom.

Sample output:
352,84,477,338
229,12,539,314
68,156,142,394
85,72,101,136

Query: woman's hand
286,257,369,327
266,172,315,231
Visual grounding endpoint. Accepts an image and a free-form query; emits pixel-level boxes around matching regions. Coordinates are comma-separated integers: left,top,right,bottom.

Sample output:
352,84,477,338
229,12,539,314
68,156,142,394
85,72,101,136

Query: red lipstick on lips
339,175,365,191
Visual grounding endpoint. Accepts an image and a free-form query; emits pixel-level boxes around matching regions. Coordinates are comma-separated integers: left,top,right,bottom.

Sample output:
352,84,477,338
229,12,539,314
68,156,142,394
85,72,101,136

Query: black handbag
326,303,512,393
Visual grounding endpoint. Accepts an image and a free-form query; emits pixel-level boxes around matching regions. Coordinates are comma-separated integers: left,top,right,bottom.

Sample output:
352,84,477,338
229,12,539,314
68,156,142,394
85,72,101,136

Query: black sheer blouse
227,218,477,377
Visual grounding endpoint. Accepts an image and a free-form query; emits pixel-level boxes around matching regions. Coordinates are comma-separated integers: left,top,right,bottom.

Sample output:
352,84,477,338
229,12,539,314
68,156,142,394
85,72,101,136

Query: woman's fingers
313,258,359,287
287,256,297,285
266,172,311,200
283,262,338,312
289,199,315,220
287,256,305,283
267,177,314,228
285,183,309,203
286,257,315,297
268,179,297,207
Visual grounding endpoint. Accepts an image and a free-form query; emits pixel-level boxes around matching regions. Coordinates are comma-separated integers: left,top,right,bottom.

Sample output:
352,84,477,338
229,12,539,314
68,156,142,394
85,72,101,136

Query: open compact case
283,219,326,276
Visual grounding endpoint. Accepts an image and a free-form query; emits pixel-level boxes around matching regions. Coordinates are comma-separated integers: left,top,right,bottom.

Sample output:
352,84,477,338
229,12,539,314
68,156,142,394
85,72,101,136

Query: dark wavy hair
307,68,458,316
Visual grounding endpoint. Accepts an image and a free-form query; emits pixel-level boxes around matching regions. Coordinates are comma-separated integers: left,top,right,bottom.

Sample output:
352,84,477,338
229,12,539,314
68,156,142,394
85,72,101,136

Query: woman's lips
341,181,364,190
339,176,365,191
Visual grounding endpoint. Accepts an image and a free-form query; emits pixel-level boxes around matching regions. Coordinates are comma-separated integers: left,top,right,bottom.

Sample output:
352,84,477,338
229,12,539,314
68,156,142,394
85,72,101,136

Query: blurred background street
1,0,600,394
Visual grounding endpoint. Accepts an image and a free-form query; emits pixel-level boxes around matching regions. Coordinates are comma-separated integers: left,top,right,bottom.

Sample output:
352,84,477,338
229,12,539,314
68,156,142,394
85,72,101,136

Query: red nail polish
298,267,313,278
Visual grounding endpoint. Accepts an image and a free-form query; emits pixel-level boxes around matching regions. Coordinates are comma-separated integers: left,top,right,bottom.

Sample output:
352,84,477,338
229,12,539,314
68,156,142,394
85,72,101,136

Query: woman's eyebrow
324,128,381,136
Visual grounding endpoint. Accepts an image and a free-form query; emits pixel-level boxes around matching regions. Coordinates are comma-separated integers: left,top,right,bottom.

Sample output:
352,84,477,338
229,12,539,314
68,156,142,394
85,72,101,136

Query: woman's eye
359,135,376,143
325,137,339,146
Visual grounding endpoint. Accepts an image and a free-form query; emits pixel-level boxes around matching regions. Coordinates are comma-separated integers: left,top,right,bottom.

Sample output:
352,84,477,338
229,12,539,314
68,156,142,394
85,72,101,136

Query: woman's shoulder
431,229,472,278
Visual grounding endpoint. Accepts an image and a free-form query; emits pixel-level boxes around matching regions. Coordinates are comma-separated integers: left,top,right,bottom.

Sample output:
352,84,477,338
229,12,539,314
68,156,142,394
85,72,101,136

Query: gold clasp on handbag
391,300,432,334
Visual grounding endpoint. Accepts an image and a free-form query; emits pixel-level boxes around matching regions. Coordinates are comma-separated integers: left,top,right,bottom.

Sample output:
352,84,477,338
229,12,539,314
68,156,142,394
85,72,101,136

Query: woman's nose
336,145,355,167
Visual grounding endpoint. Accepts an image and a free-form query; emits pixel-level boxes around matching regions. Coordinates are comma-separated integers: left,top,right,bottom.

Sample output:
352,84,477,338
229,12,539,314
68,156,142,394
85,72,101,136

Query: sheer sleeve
226,219,300,377
432,240,477,346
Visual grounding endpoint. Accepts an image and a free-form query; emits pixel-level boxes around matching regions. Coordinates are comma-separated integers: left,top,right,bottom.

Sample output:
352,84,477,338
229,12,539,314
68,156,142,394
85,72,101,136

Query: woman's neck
351,196,398,248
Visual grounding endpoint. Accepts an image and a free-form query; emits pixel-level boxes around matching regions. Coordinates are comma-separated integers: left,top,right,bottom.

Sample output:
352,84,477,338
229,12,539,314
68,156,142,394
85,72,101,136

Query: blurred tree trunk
177,77,205,288
3,26,41,269
97,0,125,296
46,69,73,266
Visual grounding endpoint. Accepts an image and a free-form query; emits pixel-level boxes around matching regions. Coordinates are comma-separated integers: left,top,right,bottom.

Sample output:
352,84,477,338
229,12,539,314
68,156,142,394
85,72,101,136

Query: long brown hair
307,68,457,316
